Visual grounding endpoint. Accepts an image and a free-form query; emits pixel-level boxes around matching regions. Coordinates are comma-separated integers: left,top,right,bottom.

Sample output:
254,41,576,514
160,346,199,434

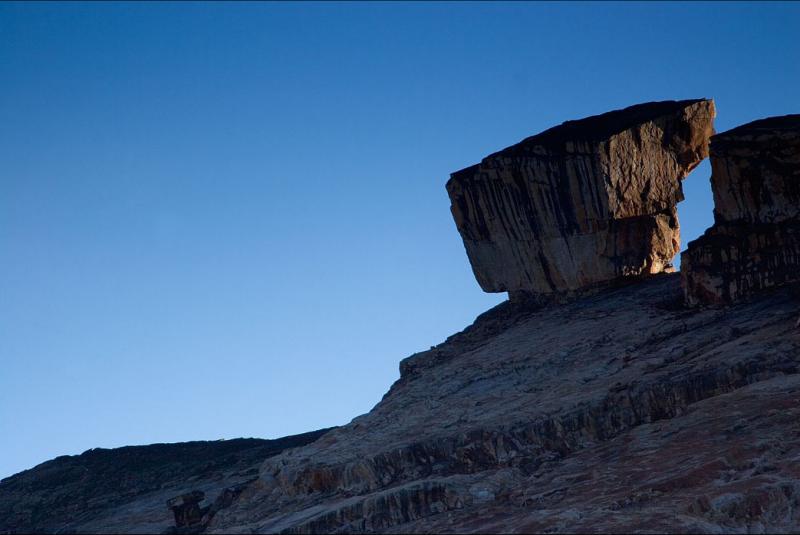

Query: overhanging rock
447,99,716,300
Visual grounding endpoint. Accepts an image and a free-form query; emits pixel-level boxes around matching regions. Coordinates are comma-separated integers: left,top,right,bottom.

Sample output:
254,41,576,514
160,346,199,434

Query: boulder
681,115,800,305
167,490,206,529
447,99,716,300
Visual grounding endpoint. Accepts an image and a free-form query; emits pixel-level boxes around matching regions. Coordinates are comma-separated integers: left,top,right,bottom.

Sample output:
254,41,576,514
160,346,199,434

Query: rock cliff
682,115,800,305
447,99,715,300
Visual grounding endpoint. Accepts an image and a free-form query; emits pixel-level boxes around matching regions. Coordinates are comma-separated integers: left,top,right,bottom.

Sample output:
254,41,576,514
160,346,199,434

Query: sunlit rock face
682,115,800,306
446,99,716,301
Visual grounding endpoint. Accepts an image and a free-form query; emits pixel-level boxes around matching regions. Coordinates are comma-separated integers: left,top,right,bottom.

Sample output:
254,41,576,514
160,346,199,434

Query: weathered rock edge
447,99,715,301
682,114,800,305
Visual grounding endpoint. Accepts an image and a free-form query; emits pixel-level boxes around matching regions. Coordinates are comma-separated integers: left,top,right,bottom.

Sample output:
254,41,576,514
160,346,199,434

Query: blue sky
1,2,798,479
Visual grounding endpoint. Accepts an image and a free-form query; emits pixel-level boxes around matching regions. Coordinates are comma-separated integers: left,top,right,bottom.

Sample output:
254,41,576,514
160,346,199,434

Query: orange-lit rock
682,115,800,305
447,99,715,300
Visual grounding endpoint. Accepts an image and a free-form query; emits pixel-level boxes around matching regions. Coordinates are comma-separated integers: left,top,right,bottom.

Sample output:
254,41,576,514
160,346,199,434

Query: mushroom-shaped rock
682,114,800,305
447,99,716,301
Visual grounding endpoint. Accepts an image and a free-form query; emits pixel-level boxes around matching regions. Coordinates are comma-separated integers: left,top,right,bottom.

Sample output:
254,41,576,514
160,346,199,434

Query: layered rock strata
682,115,800,305
2,277,800,534
447,99,716,300
202,274,800,534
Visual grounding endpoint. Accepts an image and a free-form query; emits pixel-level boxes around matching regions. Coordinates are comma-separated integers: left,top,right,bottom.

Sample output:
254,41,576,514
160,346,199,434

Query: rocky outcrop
447,99,716,300
682,115,800,305
167,491,207,532
164,482,255,535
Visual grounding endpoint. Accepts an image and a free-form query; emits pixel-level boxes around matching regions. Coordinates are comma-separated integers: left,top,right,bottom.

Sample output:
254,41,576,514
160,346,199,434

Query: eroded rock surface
2,276,799,534
0,430,332,534
447,99,715,300
6,105,800,535
682,115,800,305
201,274,800,534
167,491,207,532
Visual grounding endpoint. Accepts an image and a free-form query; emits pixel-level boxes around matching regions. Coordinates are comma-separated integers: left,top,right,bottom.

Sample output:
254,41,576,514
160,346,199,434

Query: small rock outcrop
165,482,254,534
682,115,800,305
167,491,207,531
447,99,716,300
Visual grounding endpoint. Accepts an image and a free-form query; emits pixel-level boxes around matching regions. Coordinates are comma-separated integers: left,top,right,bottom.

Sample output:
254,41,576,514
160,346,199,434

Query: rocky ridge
0,430,332,534
447,99,715,300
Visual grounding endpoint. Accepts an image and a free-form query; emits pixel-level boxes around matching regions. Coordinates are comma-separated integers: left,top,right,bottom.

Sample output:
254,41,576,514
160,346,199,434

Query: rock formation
4,276,800,534
682,115,800,305
447,99,716,300
5,105,800,535
167,491,207,532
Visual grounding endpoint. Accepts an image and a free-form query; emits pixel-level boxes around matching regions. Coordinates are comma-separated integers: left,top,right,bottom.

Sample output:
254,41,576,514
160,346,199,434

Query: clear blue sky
1,2,798,479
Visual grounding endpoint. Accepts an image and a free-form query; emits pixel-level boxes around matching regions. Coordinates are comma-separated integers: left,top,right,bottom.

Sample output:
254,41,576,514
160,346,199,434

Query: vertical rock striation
682,115,800,305
447,99,716,301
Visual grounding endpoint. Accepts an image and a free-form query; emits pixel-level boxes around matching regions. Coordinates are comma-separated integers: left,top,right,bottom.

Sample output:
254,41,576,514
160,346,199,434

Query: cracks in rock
266,354,800,534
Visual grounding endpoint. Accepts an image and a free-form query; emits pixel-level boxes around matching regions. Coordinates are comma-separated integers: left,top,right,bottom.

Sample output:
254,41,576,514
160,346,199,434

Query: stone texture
0,430,332,534
447,99,716,300
682,115,800,305
202,274,800,534
709,115,800,224
2,276,800,533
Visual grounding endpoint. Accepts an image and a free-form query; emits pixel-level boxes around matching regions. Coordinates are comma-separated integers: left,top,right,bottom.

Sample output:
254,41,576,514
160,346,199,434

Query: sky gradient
2,2,799,479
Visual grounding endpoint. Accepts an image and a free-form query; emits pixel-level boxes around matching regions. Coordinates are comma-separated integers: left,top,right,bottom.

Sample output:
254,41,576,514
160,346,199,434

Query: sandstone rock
709,115,800,224
3,276,800,534
7,104,800,535
447,99,716,300
682,115,800,305
202,274,800,534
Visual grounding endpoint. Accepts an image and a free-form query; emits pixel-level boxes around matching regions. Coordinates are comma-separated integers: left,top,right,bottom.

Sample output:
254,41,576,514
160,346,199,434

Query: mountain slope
2,275,798,533
204,274,800,533
0,429,332,534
